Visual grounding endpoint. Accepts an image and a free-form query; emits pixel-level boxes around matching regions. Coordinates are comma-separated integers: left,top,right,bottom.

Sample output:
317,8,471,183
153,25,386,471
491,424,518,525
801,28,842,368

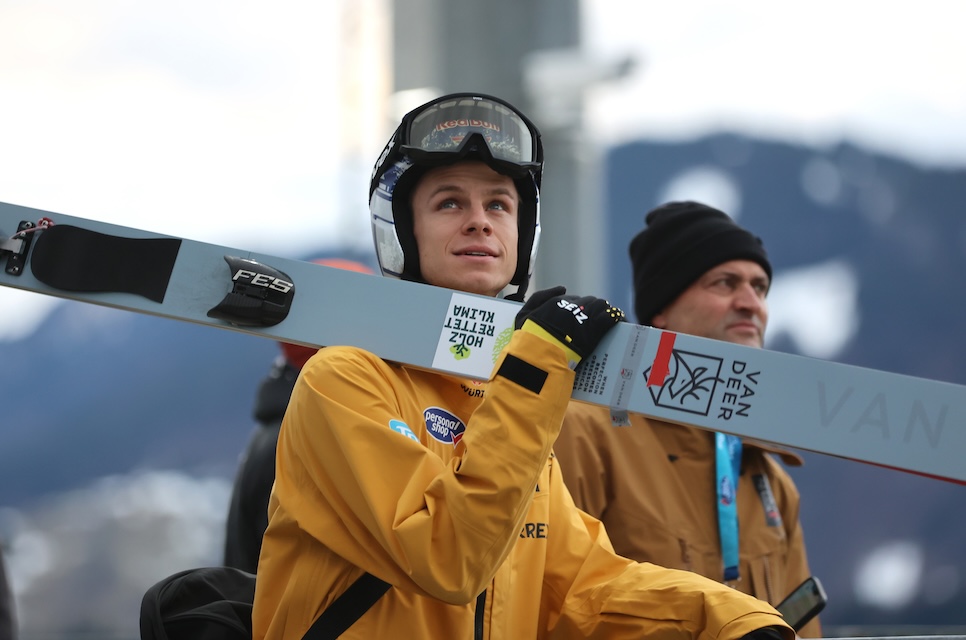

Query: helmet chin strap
503,279,529,302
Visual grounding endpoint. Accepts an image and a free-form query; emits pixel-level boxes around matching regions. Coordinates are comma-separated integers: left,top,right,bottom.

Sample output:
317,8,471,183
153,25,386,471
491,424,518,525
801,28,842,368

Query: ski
2,200,964,484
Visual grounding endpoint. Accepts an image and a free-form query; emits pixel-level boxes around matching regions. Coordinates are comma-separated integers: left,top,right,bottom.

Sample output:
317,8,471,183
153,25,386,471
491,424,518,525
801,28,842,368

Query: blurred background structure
1,0,965,637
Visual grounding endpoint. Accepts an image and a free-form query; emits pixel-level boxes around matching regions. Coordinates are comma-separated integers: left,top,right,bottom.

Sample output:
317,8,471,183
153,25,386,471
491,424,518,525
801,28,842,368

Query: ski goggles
397,93,543,180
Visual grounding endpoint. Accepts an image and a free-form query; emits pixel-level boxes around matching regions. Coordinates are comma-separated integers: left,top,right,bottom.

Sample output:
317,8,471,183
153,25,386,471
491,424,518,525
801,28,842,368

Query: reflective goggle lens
402,95,539,168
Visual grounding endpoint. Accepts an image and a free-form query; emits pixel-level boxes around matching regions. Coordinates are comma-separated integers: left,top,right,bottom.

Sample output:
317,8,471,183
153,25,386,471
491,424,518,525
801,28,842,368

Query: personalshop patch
424,407,466,446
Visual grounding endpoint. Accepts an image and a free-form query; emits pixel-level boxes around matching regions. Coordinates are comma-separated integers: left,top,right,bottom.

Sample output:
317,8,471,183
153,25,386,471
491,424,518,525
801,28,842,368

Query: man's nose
734,284,765,312
463,204,492,234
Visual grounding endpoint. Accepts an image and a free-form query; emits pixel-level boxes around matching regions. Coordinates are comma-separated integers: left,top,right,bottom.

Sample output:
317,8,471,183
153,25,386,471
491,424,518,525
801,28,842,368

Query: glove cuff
520,319,582,369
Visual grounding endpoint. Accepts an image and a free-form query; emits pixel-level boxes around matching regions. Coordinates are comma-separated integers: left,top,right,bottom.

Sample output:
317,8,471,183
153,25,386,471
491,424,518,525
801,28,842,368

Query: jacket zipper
475,589,486,639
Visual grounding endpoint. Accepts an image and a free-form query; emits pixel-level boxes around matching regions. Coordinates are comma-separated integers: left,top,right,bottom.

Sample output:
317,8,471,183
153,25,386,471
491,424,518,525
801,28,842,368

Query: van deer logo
645,349,723,416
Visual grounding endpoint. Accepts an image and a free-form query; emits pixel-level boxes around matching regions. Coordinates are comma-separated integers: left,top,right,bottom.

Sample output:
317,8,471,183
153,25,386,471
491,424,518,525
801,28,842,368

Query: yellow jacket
555,402,820,637
252,331,793,639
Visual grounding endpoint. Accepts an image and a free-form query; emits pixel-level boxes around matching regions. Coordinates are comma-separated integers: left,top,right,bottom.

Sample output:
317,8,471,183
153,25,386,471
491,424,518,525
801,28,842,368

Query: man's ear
650,312,667,329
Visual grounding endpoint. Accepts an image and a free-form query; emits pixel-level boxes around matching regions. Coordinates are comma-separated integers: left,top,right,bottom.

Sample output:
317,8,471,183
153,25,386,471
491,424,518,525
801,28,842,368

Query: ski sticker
433,292,516,374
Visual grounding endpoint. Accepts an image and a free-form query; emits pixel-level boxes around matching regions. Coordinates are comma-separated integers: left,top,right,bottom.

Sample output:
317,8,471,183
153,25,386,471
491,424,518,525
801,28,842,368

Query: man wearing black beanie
555,201,822,637
628,201,772,336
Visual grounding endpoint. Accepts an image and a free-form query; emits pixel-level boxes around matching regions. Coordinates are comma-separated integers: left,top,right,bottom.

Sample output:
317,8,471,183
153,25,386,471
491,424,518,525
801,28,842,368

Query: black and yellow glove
514,286,625,366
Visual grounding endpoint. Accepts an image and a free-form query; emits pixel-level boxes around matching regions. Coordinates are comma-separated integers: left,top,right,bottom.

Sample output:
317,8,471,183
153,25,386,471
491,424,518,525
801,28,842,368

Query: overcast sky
585,1,966,168
2,0,965,341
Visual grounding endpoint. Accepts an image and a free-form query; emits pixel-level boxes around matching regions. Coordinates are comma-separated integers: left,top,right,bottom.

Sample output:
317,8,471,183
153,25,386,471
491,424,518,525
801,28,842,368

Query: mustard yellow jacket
252,331,793,639
555,402,820,637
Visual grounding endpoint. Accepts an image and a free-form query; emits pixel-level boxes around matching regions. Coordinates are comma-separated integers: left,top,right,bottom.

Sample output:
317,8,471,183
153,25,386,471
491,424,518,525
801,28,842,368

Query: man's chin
724,330,763,349
446,276,508,298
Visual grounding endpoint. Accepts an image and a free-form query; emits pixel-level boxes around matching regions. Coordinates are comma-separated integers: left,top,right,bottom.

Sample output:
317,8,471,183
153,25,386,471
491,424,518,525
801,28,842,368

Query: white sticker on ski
432,293,517,377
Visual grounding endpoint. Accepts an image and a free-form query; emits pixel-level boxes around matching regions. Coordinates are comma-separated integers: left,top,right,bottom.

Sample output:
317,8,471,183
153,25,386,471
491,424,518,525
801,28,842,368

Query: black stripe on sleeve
496,354,548,395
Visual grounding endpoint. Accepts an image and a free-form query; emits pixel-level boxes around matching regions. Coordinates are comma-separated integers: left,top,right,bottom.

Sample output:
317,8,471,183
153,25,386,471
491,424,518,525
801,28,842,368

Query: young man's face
651,259,770,348
410,161,519,297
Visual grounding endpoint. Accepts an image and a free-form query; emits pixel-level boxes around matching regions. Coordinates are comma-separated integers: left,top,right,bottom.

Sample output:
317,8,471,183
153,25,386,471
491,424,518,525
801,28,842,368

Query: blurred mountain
1,137,965,635
603,134,966,381
0,302,276,506
603,134,966,629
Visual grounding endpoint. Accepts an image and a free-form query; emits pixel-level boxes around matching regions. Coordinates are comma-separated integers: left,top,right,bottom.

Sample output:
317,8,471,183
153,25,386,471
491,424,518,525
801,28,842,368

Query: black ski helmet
369,93,543,299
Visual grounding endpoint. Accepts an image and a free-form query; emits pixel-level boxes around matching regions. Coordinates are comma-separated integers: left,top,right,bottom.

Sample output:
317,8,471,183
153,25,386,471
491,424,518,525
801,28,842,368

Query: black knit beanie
629,201,772,325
